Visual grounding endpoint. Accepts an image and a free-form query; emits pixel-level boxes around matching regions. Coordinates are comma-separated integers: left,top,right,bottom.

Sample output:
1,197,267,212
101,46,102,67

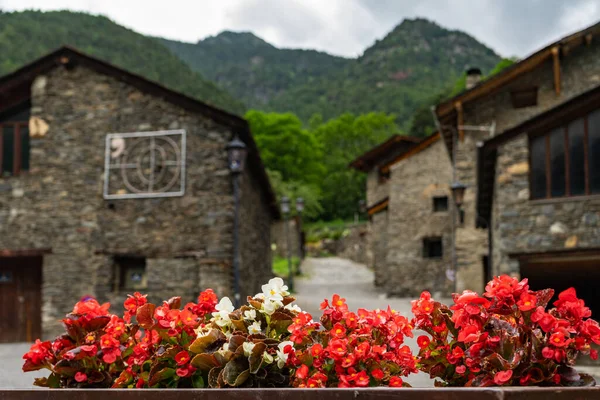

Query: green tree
312,113,398,220
245,110,324,184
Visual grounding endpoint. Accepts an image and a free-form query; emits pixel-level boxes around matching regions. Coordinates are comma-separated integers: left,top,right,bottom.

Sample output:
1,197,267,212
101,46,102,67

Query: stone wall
0,63,271,338
327,223,370,266
370,211,388,287
463,41,600,133
385,140,454,297
493,136,600,275
454,130,489,293
456,40,600,291
239,166,273,299
366,169,389,206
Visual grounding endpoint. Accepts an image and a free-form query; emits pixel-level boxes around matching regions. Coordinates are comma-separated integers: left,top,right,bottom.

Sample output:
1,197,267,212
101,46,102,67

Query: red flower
456,365,466,374
327,339,347,359
446,346,464,365
354,371,370,387
102,348,120,364
542,347,555,359
549,332,570,347
389,376,403,387
100,334,120,350
371,369,384,380
176,365,195,378
296,364,309,380
517,292,537,312
538,313,557,333
494,370,513,385
72,298,110,318
310,343,323,358
22,339,52,366
179,310,198,328
341,354,356,368
330,323,346,339
457,324,480,343
74,372,87,383
417,335,431,348
175,351,190,366
591,349,598,361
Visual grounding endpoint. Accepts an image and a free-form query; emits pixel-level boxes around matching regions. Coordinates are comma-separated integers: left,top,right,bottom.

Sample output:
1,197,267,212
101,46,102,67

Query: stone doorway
0,256,42,343
516,249,600,316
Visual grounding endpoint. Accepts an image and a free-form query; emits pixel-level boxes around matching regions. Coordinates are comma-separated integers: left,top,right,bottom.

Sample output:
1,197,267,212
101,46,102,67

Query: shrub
287,294,417,387
411,275,600,387
23,278,305,388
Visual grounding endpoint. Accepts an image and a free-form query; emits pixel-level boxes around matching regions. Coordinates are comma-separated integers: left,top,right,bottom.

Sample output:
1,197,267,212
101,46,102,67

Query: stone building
353,22,600,307
434,21,600,310
0,47,278,342
350,134,454,297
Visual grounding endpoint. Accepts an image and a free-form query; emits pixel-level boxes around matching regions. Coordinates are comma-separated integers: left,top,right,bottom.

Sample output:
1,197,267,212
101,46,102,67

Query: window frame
432,196,449,212
0,121,30,177
528,111,595,200
422,237,443,259
114,256,148,291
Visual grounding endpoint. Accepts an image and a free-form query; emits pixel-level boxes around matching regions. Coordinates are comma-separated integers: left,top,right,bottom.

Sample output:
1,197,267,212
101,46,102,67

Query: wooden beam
0,248,52,257
367,198,389,216
552,46,561,96
585,33,593,46
455,102,464,142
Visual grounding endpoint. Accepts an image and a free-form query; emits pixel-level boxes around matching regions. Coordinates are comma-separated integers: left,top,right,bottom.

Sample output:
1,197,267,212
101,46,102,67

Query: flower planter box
1,388,599,400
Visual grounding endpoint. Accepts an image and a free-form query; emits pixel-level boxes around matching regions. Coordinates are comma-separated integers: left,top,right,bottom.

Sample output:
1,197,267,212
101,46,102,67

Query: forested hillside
0,10,245,114
161,18,502,128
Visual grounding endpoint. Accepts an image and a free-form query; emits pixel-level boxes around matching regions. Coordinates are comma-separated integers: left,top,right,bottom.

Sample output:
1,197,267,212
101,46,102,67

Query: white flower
242,342,255,357
244,309,257,320
212,297,234,327
276,341,294,369
253,293,265,300
261,299,282,315
261,277,289,301
263,352,274,364
248,321,262,335
284,303,302,313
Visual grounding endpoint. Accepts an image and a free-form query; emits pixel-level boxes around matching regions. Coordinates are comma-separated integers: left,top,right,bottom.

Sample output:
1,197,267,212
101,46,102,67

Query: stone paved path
0,343,46,388
293,256,441,387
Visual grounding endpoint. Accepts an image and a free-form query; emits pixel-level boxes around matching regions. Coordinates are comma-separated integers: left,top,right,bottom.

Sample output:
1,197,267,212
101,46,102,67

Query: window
530,108,600,199
423,237,443,259
0,106,30,177
510,87,538,108
378,169,390,184
115,256,147,290
433,196,449,212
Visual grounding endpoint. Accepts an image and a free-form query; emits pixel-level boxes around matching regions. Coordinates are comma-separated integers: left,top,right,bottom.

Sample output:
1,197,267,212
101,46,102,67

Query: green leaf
148,367,175,387
191,353,220,372
208,367,223,388
223,358,250,387
189,329,227,354
249,342,267,374
136,303,156,329
192,374,205,388
167,297,181,310
228,335,246,352
53,359,83,377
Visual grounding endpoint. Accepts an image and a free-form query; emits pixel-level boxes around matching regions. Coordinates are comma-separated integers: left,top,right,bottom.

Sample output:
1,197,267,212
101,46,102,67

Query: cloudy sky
1,0,599,58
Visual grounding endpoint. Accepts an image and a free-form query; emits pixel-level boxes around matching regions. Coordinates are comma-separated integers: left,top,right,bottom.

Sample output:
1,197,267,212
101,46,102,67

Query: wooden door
0,256,42,343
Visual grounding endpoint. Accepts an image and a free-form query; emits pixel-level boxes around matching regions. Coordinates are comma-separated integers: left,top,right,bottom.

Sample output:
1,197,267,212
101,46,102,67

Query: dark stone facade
363,139,453,297
454,39,600,291
0,62,273,338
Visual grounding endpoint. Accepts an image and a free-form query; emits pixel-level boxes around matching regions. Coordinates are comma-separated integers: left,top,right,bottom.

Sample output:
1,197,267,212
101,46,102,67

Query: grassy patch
272,256,300,278
305,219,366,243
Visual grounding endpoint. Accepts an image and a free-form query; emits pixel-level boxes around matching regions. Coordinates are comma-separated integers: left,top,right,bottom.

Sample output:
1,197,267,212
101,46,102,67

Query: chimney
465,67,482,90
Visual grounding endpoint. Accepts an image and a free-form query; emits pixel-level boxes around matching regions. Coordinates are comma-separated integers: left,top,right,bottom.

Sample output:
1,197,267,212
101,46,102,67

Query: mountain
159,32,350,108
0,10,245,114
161,18,502,128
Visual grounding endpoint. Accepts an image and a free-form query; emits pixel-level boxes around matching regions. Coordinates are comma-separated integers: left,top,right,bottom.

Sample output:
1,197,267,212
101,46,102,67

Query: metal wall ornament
103,130,186,199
